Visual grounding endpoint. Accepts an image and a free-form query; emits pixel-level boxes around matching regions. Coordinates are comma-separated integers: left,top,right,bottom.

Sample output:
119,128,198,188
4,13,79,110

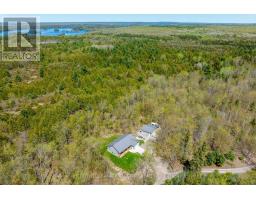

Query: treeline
165,170,256,185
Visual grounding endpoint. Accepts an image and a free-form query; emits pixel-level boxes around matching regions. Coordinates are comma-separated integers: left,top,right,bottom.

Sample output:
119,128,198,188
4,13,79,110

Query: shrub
224,151,235,161
183,159,202,172
39,67,45,78
206,152,216,166
15,75,22,82
215,153,225,167
165,172,202,185
202,171,240,185
80,66,88,75
21,107,36,119
206,150,226,167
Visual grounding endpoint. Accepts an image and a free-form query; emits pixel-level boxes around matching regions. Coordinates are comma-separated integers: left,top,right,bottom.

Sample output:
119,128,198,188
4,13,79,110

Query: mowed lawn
99,136,143,173
105,151,142,173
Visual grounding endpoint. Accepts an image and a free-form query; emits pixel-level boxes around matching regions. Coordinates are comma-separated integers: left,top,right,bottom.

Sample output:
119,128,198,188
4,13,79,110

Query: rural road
153,157,255,184
144,141,255,184
201,165,255,174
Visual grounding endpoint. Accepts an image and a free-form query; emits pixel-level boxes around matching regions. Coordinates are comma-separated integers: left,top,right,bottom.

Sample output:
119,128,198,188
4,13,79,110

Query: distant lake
0,28,89,37
40,28,89,36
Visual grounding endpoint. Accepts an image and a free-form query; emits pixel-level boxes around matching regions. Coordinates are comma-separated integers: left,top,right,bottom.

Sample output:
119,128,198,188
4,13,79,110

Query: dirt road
153,156,255,184
143,140,255,184
201,165,254,174
153,157,182,184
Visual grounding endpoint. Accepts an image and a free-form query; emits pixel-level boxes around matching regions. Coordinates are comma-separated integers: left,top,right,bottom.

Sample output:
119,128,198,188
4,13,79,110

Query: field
0,24,256,184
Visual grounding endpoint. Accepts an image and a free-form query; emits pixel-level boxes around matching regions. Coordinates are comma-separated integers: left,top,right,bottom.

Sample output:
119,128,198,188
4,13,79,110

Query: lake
0,28,89,37
40,28,89,36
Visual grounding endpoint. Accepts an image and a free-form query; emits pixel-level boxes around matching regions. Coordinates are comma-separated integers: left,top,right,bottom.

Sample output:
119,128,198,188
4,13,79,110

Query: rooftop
140,123,159,134
108,134,138,154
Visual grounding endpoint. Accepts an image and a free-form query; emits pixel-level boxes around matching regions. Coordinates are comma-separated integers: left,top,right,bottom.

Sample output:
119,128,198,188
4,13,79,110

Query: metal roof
140,124,159,134
108,134,138,154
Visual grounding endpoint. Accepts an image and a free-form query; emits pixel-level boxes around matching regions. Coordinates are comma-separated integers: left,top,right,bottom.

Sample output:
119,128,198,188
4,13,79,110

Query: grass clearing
105,151,142,173
98,135,143,173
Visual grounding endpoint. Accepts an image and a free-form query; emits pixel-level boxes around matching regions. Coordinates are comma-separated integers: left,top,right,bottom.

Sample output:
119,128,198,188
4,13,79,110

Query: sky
0,14,256,23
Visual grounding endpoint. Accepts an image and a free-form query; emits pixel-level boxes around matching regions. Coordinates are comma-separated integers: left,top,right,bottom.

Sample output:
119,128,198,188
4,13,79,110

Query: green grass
96,135,143,173
105,151,142,173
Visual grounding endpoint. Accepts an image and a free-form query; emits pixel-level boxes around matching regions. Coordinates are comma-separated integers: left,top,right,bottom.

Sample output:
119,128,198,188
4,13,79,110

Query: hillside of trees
0,25,255,184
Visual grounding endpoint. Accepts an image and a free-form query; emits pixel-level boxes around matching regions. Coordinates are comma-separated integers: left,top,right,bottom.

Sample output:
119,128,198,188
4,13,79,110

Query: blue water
40,28,89,36
0,28,89,37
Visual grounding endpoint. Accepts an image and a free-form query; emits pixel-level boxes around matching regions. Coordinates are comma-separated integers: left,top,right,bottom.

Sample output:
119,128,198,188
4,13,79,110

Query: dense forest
0,25,256,184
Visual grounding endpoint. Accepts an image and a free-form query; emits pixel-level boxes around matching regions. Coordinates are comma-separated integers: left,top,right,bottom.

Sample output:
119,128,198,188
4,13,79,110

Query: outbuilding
137,122,160,140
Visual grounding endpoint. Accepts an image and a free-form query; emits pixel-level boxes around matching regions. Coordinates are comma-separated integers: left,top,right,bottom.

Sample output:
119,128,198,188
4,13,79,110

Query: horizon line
0,14,256,23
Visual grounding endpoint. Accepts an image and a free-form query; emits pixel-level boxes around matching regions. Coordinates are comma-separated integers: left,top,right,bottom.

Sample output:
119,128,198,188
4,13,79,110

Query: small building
107,134,139,157
137,122,160,140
